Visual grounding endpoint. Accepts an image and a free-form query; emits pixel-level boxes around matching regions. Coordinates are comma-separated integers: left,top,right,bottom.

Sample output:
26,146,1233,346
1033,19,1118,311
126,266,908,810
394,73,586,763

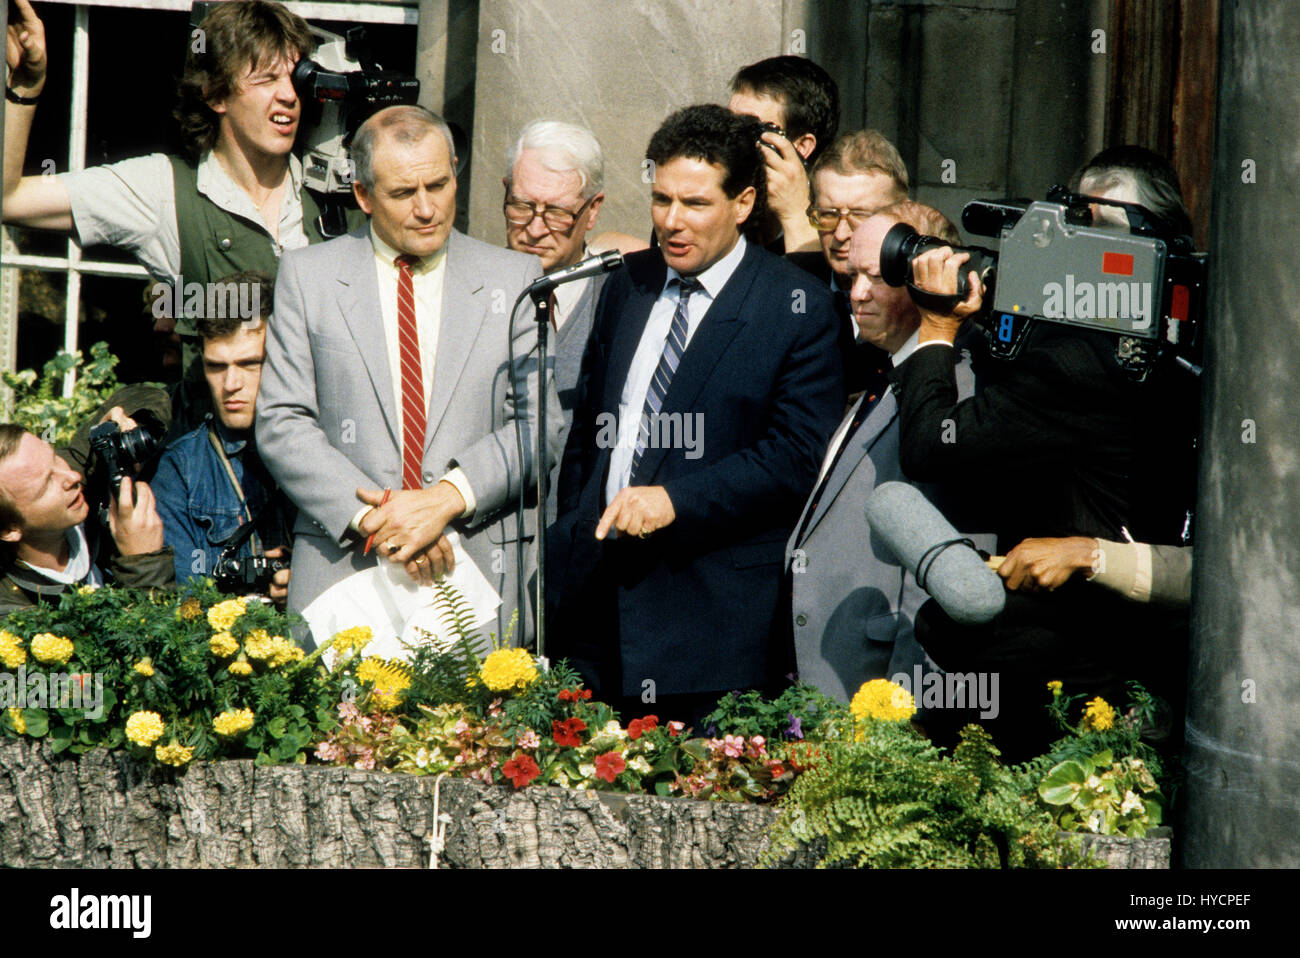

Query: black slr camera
213,516,288,595
89,422,160,493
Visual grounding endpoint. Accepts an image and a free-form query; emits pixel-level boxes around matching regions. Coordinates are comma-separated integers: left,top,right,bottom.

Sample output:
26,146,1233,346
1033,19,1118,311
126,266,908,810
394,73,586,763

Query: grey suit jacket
786,351,989,703
257,226,558,646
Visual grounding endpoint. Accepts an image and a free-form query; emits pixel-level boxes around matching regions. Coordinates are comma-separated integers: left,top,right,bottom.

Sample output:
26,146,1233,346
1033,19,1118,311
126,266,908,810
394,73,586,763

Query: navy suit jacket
548,241,844,696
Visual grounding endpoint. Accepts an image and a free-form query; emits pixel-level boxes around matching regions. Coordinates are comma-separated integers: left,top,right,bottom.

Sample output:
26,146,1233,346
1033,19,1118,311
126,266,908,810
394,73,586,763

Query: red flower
593,751,626,784
558,689,575,702
667,720,685,737
627,714,660,740
768,762,787,778
581,689,592,699
552,717,587,747
502,753,541,789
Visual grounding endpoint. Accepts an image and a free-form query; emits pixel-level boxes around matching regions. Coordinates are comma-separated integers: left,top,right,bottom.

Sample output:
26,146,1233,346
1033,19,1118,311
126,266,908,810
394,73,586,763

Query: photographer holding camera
889,153,1199,758
151,270,293,607
0,403,173,613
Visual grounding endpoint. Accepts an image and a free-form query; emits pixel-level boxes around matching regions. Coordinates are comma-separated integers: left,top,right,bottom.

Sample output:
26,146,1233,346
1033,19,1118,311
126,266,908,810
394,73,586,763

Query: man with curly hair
550,105,844,725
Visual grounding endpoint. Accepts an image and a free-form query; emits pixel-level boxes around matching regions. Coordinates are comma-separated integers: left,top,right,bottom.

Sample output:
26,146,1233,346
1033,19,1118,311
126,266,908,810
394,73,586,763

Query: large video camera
880,186,1207,380
291,23,421,195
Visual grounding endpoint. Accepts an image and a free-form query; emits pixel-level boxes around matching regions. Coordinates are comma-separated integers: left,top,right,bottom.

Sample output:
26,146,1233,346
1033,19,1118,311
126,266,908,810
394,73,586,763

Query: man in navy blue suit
548,105,844,726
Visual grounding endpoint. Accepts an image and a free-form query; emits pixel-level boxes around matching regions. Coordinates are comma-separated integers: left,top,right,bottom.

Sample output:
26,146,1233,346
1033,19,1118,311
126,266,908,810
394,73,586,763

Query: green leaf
50,723,74,753
1038,760,1086,805
21,708,49,738
267,716,288,739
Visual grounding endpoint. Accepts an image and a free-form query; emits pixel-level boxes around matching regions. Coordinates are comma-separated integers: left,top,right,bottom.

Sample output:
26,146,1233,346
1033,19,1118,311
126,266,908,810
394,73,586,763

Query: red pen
362,488,392,555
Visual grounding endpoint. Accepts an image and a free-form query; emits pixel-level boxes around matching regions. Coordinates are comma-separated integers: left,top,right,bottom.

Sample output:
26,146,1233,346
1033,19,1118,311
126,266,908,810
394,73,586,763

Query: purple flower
786,713,803,740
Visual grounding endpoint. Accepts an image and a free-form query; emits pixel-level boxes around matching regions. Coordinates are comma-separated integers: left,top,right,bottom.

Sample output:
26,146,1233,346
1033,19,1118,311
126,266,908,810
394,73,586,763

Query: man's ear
584,193,605,230
792,133,817,162
0,524,22,545
733,185,756,226
353,181,373,216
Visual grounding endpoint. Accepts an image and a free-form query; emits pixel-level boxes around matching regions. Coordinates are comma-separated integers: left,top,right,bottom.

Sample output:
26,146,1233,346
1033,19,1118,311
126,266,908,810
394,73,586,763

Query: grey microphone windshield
865,481,1005,625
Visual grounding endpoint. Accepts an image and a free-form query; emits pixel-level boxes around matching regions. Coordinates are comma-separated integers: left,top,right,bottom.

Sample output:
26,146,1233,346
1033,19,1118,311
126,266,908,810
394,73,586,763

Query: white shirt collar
369,225,447,273
890,326,923,366
665,234,748,299
195,150,302,212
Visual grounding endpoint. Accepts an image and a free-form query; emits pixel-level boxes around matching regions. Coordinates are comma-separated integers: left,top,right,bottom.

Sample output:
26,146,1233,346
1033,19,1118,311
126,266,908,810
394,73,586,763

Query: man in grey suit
786,201,987,702
502,121,608,465
257,105,555,645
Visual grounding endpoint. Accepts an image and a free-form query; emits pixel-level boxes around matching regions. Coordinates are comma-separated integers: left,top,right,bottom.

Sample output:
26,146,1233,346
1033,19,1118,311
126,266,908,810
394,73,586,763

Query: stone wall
0,741,1169,869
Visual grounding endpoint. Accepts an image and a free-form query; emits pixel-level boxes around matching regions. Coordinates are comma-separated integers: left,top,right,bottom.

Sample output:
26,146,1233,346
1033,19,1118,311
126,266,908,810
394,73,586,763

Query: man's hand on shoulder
108,477,165,556
596,485,675,540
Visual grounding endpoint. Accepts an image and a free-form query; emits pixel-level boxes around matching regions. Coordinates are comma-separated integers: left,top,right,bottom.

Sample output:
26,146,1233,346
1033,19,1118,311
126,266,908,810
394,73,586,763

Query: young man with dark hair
151,270,293,605
728,54,840,255
550,104,844,725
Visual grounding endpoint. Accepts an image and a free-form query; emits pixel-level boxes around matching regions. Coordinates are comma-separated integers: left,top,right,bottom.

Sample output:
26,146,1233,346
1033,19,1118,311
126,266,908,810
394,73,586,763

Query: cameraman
892,187,1193,759
0,409,172,613
151,270,293,606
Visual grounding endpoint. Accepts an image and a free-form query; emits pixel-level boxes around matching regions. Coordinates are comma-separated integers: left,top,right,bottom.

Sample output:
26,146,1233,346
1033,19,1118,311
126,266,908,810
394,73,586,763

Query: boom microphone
524,249,624,299
864,482,1005,625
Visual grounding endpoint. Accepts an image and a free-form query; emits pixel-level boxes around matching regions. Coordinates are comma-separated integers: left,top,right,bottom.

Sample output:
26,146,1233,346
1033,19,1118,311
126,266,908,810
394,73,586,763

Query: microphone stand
528,289,554,665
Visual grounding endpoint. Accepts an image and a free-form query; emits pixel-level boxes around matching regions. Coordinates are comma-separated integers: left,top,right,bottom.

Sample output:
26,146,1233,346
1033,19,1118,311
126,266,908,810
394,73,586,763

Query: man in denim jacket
152,271,294,605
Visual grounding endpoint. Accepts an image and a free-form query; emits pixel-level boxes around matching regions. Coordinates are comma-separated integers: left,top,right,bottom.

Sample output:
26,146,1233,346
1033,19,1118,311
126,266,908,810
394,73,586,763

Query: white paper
303,531,501,665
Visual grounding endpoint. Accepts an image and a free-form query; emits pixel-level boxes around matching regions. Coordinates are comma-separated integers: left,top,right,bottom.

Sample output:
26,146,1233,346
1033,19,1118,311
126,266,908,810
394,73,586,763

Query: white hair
505,119,604,199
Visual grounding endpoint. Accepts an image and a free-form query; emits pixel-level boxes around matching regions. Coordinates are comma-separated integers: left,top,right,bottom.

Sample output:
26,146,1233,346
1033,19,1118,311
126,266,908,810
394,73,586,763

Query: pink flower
470,767,493,785
314,742,342,763
516,729,541,749
453,719,470,736
353,753,375,770
723,734,745,758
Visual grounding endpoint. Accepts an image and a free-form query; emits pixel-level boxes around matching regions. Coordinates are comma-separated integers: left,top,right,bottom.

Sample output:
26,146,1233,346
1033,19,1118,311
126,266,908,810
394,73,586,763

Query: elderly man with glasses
789,130,911,405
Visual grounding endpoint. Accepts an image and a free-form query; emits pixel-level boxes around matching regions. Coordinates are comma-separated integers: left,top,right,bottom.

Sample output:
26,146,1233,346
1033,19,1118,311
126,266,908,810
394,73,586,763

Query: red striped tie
395,255,426,490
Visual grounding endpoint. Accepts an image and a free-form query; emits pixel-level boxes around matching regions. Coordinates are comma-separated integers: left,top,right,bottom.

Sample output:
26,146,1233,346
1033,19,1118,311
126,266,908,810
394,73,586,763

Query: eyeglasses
807,206,878,232
503,194,596,232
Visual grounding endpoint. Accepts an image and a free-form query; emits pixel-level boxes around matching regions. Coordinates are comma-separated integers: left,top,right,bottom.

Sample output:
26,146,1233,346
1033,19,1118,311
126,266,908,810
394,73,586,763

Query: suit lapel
426,231,488,450
602,258,666,414
336,231,401,453
631,244,756,483
801,387,898,542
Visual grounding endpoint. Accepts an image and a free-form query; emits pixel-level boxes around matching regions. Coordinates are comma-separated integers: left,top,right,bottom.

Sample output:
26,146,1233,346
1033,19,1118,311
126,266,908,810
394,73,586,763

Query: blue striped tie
632,276,700,477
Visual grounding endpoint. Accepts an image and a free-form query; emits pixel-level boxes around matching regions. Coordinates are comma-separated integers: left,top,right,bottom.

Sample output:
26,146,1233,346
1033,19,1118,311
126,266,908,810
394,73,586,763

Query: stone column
1181,0,1300,868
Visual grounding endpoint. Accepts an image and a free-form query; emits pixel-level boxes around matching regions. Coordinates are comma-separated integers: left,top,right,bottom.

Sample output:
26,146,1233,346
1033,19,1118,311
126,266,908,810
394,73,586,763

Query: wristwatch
5,87,40,105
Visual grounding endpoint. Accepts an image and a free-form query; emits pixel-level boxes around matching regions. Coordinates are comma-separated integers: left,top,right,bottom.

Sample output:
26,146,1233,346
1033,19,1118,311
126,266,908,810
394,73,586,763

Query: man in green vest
3,0,351,430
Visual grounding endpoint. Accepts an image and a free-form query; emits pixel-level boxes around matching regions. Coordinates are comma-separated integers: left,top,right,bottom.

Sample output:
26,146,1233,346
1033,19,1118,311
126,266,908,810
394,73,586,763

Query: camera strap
905,280,965,316
207,424,263,555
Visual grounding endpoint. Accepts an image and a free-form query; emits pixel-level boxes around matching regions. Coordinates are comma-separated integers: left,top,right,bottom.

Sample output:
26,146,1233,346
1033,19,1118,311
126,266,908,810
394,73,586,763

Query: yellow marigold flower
265,636,303,669
850,679,917,723
330,626,373,657
177,597,202,620
244,628,274,661
228,656,253,677
1047,680,1063,697
212,708,255,737
371,689,402,710
134,658,155,678
479,647,538,692
209,631,239,658
8,707,25,735
1082,696,1116,732
125,710,165,747
356,656,385,685
155,741,194,767
30,632,74,666
0,631,26,669
207,597,248,632
76,584,96,595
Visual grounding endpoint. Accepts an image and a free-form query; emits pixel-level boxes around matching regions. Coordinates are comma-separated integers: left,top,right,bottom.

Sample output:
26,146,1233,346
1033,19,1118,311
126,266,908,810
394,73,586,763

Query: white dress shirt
605,236,749,507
